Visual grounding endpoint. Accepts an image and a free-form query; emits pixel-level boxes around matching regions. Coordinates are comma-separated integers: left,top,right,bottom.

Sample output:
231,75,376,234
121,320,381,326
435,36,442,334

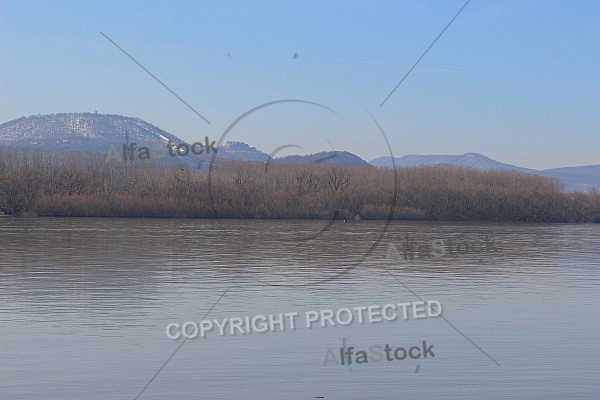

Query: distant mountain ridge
0,113,372,167
370,153,535,174
217,142,369,166
370,153,600,193
541,165,600,193
0,113,598,192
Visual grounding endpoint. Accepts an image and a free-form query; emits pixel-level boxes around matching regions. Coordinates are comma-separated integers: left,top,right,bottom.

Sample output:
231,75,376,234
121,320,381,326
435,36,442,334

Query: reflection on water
1,218,599,399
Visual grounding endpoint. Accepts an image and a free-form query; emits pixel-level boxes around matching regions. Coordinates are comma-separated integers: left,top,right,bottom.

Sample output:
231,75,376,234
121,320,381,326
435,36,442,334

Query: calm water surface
1,218,599,399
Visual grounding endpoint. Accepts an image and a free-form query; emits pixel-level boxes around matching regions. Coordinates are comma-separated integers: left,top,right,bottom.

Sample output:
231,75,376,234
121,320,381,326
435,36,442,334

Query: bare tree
327,167,350,192
295,169,320,194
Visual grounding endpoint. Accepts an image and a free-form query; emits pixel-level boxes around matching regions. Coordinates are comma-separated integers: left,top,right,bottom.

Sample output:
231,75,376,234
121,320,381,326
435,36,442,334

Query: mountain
276,151,370,167
369,153,600,193
1,113,598,192
370,153,535,174
0,112,183,153
216,143,369,166
541,165,600,193
0,114,371,167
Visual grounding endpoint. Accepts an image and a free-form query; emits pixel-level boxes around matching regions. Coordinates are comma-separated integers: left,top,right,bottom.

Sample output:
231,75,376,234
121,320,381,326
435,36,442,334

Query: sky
1,0,599,169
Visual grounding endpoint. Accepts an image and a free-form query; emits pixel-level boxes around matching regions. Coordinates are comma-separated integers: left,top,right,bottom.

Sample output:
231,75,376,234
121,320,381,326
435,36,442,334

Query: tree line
0,147,599,222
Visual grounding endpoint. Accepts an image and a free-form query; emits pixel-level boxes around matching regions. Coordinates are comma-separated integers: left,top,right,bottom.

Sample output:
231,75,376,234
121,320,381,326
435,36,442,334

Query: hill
369,153,535,174
0,112,182,153
370,153,600,193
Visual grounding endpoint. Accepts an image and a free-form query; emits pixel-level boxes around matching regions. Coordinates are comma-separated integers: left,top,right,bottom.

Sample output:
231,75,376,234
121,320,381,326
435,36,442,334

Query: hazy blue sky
1,0,598,168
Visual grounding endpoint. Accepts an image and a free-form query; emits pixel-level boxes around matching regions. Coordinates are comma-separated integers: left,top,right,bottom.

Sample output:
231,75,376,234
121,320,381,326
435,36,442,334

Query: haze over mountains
370,153,535,173
1,113,598,192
